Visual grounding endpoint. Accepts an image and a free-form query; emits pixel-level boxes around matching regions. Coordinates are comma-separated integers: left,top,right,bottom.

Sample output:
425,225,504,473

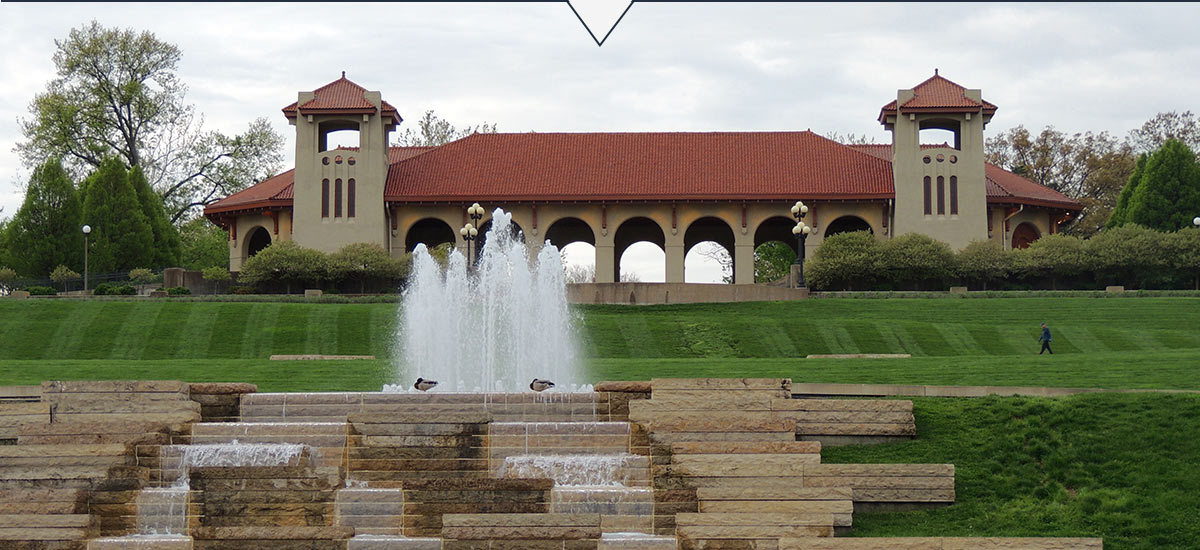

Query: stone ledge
594,381,652,393
191,526,353,540
188,383,258,395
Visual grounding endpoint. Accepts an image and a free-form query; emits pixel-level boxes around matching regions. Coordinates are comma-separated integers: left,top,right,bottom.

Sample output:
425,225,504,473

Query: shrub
0,266,15,293
49,264,81,285
165,286,191,296
956,240,1013,290
1014,234,1088,290
1172,227,1200,290
805,231,879,290
328,242,407,293
875,233,956,290
201,266,231,282
1086,224,1173,289
24,285,57,295
128,268,155,285
238,241,329,293
93,283,137,296
230,285,256,295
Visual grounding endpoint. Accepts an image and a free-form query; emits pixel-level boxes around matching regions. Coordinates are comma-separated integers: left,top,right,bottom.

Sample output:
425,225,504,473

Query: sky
2,2,1199,282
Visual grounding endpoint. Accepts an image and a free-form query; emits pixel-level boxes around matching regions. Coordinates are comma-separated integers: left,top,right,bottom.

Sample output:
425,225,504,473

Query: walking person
1038,322,1053,355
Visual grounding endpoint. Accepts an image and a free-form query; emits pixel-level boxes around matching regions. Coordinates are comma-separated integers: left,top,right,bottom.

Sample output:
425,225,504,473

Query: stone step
670,441,821,455
347,536,442,550
598,533,678,549
441,513,602,540
87,535,193,550
675,512,834,539
0,514,93,528
42,381,187,395
651,378,791,391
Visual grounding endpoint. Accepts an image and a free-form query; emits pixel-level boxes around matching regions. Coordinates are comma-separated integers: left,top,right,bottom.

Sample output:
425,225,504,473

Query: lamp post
790,201,812,288
81,225,91,293
1194,216,1200,228
463,203,485,267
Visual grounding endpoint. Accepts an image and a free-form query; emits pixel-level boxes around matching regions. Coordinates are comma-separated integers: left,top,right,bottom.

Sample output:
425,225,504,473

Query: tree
563,262,596,284
955,240,1012,290
81,157,155,274
16,21,284,222
754,241,796,283
1127,111,1200,157
1124,139,1200,232
1085,224,1172,289
986,125,1135,237
393,110,498,147
129,165,181,267
180,217,229,270
201,266,231,295
1013,234,1088,290
5,159,84,277
328,242,408,293
1107,154,1148,228
49,264,81,290
804,231,879,290
237,240,329,293
874,233,955,290
1172,228,1200,290
0,267,16,295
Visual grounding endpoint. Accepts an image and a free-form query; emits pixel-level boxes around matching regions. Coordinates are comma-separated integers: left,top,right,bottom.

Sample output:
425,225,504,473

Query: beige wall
228,211,293,271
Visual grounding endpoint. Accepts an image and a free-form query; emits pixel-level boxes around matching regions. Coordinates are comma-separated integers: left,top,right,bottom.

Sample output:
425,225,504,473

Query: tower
283,73,400,251
879,71,995,250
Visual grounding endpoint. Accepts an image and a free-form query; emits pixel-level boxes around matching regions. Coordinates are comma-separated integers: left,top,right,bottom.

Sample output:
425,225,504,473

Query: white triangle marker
568,0,634,46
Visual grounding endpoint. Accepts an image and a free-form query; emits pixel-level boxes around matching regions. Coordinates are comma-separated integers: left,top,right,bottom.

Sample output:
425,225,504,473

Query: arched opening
545,217,595,248
561,242,597,283
477,218,526,252
615,217,665,283
918,117,961,150
754,216,800,256
1012,222,1041,249
546,218,598,284
684,217,735,284
318,120,361,152
246,226,272,259
405,218,457,252
825,216,874,237
753,216,801,284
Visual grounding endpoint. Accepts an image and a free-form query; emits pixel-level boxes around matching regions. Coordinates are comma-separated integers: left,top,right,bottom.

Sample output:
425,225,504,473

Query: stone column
733,243,755,285
665,243,685,283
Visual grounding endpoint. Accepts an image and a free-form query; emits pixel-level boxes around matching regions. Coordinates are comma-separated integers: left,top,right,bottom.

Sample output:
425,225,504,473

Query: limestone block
42,380,187,395
696,487,852,502
652,379,791,392
442,513,601,540
794,423,916,436
594,381,653,393
677,525,832,539
670,442,820,455
770,399,913,412
190,526,353,540
942,539,1104,549
698,501,852,527
669,455,818,477
648,391,788,409
189,383,257,395
87,535,193,550
778,538,943,549
640,412,795,433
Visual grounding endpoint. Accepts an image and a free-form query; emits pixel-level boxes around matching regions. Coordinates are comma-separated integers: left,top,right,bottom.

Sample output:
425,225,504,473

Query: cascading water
390,208,584,393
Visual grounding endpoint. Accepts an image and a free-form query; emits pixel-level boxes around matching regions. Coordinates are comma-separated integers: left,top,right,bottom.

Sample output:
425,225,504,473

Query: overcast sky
2,2,1199,282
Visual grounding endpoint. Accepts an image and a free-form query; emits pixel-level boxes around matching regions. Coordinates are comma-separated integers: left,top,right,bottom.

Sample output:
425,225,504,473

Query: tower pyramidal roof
282,72,400,120
879,71,998,122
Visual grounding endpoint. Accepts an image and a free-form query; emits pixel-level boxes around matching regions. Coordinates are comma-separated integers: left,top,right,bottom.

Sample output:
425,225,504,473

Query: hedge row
238,241,411,294
805,225,1200,291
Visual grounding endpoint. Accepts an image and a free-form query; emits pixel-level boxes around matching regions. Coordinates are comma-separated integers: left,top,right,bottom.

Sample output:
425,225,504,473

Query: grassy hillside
824,393,1200,549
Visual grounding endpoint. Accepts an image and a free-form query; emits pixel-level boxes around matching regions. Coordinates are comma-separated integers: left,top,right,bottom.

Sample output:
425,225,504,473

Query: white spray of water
390,208,583,393
497,454,642,486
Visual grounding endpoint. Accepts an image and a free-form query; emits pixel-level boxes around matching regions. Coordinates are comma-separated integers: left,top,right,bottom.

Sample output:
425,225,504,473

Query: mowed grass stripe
0,302,63,359
110,300,163,360
176,304,219,359
43,301,105,359
238,303,279,359
304,305,339,355
207,303,250,358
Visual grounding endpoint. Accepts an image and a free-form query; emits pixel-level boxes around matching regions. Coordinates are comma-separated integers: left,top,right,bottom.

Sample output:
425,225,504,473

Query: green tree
129,165,181,267
81,158,154,273
1086,225,1172,289
1107,154,1148,228
754,241,796,283
804,231,879,290
392,110,498,147
180,218,229,270
1172,227,1200,290
49,264,81,290
875,233,956,290
5,159,84,277
16,21,283,222
1014,234,1088,290
328,242,409,293
955,240,1012,290
0,267,16,294
1125,139,1200,232
237,240,329,293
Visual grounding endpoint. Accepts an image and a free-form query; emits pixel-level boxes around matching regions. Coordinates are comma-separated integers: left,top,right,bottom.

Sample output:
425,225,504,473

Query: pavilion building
204,72,1081,284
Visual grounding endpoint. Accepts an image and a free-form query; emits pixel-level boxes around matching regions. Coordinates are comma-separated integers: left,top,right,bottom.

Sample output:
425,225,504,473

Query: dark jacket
1040,327,1052,342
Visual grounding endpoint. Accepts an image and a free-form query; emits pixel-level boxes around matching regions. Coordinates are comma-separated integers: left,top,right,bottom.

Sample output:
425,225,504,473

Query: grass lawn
3,296,1199,548
822,393,1200,549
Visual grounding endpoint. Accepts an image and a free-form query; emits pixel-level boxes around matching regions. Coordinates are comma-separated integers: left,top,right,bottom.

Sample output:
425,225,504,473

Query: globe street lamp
81,225,92,293
1193,216,1200,227
790,201,812,288
465,203,485,267
460,223,479,268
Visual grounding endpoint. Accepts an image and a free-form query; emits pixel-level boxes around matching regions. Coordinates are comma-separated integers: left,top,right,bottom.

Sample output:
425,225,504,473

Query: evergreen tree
1126,139,1200,232
129,165,181,267
81,158,154,273
1107,153,1147,228
6,159,84,277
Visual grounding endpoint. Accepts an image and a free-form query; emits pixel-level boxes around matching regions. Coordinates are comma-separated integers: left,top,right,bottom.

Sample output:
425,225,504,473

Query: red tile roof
282,74,400,119
385,131,895,202
848,144,1081,210
879,73,998,122
204,136,1079,217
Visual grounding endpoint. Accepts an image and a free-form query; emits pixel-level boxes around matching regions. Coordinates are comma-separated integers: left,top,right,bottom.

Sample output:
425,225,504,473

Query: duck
529,378,555,392
413,378,439,392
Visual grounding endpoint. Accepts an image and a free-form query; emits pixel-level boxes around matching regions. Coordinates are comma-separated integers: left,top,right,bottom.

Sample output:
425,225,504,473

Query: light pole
1194,216,1200,228
464,203,485,267
790,201,812,288
81,225,91,293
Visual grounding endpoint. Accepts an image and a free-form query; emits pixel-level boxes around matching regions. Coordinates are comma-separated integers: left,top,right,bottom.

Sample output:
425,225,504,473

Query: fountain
390,208,584,393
